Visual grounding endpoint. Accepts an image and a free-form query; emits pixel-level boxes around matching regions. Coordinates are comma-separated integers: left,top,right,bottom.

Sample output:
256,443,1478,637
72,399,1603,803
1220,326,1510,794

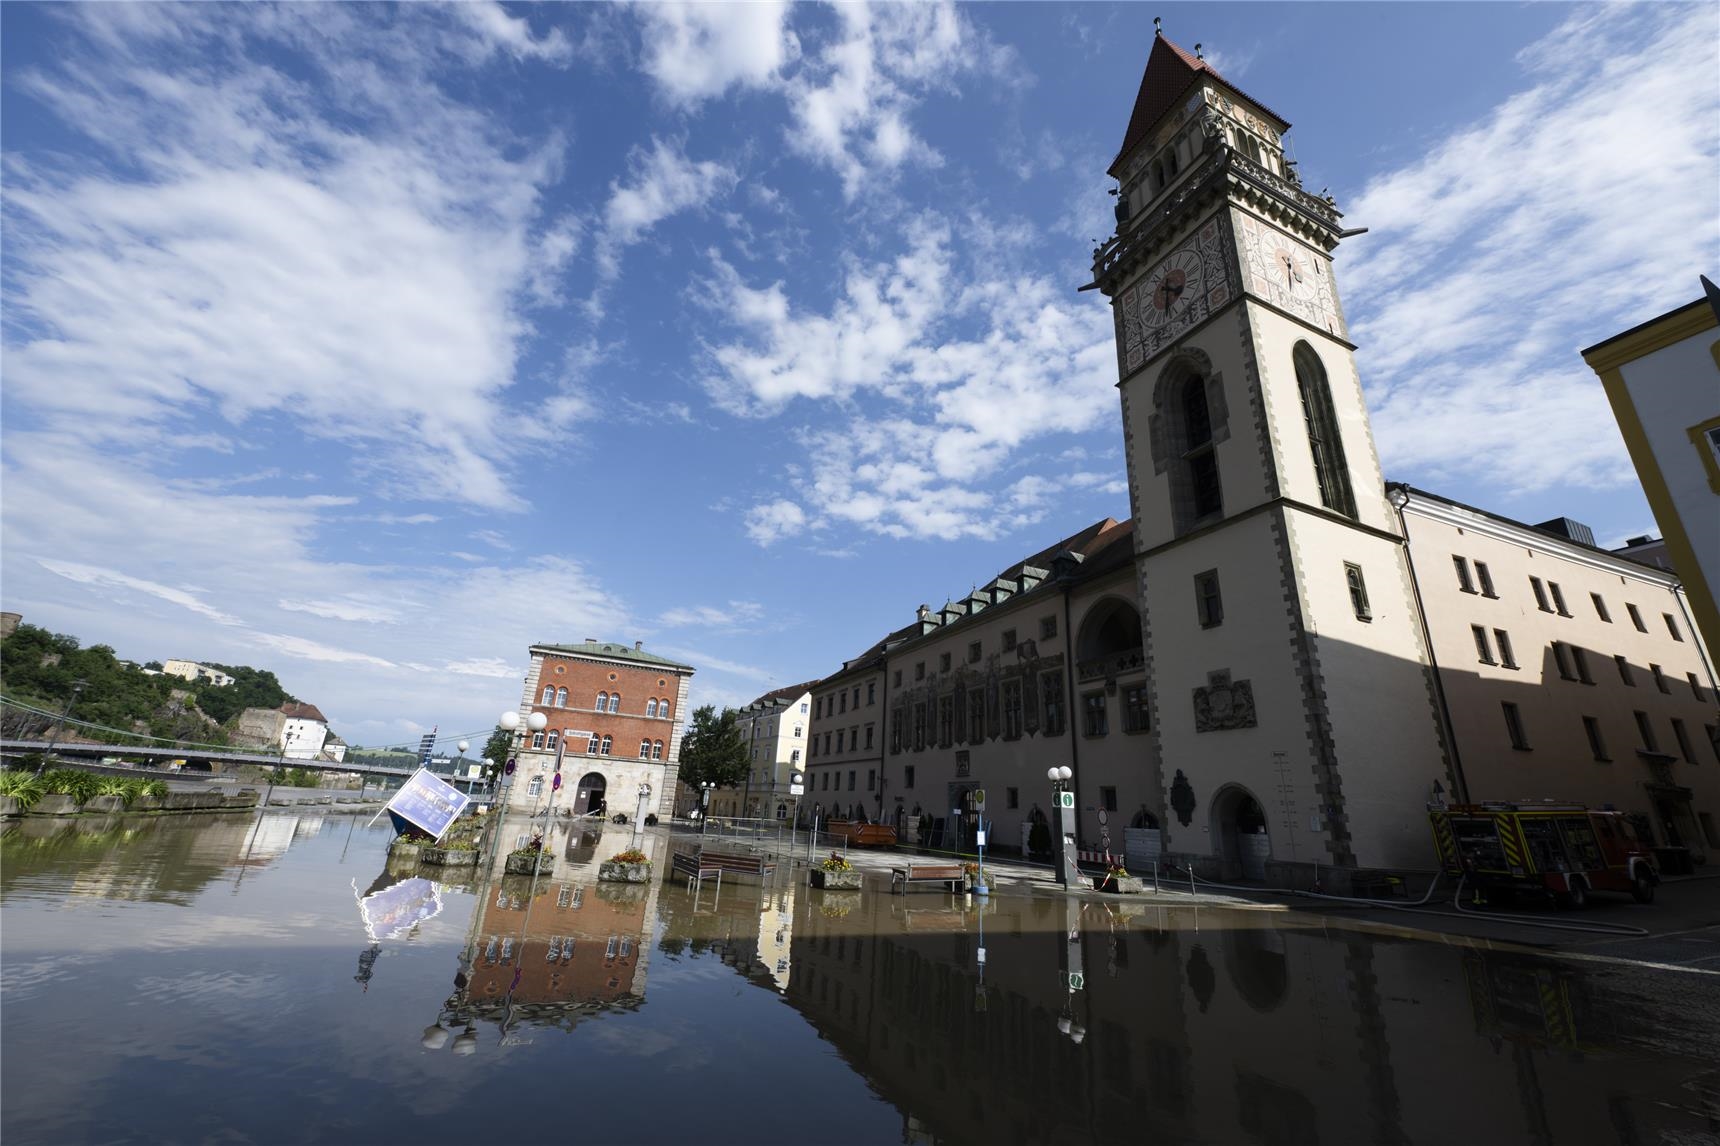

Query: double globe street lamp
1047,765,1074,886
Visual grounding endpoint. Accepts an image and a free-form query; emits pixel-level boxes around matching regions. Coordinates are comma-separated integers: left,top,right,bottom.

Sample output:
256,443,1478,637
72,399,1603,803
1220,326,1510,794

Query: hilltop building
161,659,235,687
800,34,1719,884
509,640,694,821
236,701,332,760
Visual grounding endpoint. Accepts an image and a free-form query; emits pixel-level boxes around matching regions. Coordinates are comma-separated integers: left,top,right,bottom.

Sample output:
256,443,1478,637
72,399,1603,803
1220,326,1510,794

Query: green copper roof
533,641,696,672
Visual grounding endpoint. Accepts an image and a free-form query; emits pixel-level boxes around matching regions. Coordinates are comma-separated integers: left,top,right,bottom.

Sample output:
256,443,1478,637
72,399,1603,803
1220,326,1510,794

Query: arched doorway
1211,784,1270,880
575,772,606,816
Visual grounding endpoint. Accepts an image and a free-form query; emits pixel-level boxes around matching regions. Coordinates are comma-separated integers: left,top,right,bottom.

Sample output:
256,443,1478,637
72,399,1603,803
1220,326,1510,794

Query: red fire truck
1428,801,1658,908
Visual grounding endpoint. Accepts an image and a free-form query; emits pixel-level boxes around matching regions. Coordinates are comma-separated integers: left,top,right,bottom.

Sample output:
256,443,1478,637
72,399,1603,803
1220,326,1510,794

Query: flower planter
421,846,480,867
388,839,424,863
505,851,555,876
810,868,862,890
131,796,163,812
0,796,20,818
598,860,651,883
34,794,81,816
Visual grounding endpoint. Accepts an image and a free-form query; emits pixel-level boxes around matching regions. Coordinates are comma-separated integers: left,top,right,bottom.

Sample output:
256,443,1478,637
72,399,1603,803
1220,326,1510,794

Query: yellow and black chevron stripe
1431,814,1459,870
1496,814,1526,871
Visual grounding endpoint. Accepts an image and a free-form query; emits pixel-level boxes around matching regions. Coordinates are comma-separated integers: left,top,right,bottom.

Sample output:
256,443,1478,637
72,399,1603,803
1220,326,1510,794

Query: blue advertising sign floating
385,768,471,841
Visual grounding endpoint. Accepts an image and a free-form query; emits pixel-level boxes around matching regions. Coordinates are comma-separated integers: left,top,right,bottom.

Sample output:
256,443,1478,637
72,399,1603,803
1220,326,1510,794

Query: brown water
3,813,1717,1144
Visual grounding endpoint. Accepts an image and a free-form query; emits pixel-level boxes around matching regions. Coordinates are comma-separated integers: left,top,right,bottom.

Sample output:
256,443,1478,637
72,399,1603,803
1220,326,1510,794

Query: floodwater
3,814,1718,1146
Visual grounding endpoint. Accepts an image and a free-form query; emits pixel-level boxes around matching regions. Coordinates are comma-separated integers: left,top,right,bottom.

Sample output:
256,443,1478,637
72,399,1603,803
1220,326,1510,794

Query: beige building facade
711,683,815,820
1397,487,1720,854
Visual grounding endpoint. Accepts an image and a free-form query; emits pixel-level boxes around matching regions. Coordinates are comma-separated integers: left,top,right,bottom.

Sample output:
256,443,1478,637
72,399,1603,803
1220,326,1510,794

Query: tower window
1494,629,1518,669
1183,375,1222,521
1626,603,1647,632
1453,557,1475,593
1591,593,1611,622
1475,562,1496,597
1294,343,1357,519
1194,570,1223,628
1502,702,1530,750
1345,562,1371,621
1530,578,1552,612
1472,626,1494,665
1664,614,1683,641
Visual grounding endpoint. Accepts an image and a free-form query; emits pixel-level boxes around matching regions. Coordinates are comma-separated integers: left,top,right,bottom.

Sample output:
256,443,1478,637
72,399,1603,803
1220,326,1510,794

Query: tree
677,705,749,791
481,725,513,781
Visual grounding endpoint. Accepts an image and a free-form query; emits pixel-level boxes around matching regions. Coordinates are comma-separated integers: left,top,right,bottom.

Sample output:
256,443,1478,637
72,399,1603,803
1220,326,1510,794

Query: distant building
236,701,331,759
0,612,21,640
711,683,816,821
161,659,236,688
1584,288,1720,656
509,640,695,821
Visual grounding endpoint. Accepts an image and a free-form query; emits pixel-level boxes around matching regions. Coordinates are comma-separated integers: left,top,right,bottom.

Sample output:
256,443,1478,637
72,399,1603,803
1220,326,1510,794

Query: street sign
1068,971,1084,990
1057,791,1075,809
972,788,986,810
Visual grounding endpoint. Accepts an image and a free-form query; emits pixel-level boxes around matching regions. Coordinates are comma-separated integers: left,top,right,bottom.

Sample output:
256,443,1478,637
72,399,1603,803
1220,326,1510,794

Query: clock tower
1089,31,1451,879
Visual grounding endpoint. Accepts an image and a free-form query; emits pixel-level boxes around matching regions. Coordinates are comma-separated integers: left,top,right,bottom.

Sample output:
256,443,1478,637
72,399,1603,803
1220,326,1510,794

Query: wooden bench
671,849,777,890
890,862,966,894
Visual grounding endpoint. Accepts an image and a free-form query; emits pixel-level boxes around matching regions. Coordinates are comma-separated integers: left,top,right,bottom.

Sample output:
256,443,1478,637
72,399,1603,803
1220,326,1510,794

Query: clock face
1271,242,1316,301
1142,250,1206,329
1237,215,1341,335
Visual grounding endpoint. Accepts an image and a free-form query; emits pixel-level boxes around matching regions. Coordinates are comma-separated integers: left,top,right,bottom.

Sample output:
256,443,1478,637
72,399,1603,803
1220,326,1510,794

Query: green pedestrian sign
1064,971,1084,991
1057,791,1074,809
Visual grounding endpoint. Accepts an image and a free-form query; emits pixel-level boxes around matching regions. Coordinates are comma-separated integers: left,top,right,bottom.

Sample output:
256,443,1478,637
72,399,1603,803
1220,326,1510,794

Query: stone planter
0,796,20,818
598,860,651,883
505,851,555,876
388,838,424,863
85,795,127,814
810,867,862,890
1093,873,1145,895
818,892,862,917
421,846,480,867
596,880,647,905
34,794,81,816
131,796,164,812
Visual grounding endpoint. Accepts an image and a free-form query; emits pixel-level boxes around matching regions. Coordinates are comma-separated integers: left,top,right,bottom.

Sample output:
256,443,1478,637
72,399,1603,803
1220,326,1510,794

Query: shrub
40,769,102,803
0,770,45,809
608,849,650,865
439,838,477,852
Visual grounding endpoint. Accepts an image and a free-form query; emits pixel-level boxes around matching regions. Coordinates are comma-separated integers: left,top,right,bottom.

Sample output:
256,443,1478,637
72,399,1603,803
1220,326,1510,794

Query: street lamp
490,710,547,860
42,679,88,763
699,781,715,836
1047,765,1074,887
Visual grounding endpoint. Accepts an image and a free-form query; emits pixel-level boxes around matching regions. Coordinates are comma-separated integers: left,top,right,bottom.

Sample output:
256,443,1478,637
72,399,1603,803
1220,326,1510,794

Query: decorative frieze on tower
1089,29,1452,879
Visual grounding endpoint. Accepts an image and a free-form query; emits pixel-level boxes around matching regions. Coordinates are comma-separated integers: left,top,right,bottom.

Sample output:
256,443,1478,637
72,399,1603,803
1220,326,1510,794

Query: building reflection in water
415,820,668,1053
775,892,1720,1146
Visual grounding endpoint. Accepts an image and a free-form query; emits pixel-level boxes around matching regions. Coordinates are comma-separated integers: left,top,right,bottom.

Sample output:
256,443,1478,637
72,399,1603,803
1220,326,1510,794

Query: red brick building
511,641,695,820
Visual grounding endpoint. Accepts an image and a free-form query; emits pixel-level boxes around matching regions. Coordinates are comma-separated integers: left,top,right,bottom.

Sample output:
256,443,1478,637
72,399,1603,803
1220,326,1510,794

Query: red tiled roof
280,701,328,724
1109,33,1285,178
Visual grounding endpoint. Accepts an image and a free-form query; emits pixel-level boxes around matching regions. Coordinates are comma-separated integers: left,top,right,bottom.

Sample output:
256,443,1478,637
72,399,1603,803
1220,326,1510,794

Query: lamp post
42,679,87,763
632,780,652,849
491,709,547,865
1047,765,1076,888
699,781,715,836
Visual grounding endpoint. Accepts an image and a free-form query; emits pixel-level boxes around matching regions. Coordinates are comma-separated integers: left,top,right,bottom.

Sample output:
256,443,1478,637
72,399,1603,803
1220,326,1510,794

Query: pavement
680,824,1720,973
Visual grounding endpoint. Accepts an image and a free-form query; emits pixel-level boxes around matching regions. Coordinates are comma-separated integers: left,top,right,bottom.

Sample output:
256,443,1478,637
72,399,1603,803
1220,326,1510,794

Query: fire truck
1428,801,1658,908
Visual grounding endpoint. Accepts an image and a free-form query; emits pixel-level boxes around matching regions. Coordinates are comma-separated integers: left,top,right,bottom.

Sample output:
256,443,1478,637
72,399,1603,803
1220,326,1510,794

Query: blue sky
3,2,1715,751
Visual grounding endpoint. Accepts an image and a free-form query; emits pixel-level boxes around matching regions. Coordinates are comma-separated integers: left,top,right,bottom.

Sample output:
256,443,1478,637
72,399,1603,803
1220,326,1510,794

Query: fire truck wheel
1631,872,1655,904
1556,879,1588,910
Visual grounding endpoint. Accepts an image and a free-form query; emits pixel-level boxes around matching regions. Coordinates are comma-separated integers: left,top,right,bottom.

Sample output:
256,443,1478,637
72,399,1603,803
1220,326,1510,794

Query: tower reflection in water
412,820,668,1053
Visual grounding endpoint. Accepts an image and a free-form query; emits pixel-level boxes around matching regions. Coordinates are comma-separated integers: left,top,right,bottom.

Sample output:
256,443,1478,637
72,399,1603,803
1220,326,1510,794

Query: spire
1108,32,1283,178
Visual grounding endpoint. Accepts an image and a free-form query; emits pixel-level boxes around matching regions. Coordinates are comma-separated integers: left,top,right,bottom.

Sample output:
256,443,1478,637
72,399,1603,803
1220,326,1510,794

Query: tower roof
1109,32,1284,178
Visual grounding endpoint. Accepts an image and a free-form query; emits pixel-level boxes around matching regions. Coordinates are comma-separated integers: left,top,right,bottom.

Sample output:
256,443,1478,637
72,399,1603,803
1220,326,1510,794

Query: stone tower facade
1089,33,1453,877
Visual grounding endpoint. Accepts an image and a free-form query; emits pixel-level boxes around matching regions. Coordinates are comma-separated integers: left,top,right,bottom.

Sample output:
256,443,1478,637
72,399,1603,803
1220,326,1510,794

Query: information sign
972,788,987,810
385,768,471,841
1057,791,1075,809
1067,971,1085,991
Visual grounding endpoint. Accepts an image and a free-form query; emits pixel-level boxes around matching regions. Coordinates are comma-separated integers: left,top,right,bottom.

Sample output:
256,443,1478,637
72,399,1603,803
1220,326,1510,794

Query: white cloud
657,601,766,628
277,598,403,625
1343,3,1718,495
447,1,574,64
744,500,808,546
2,4,571,510
636,1,796,106
36,558,246,628
589,137,738,308
703,214,1117,542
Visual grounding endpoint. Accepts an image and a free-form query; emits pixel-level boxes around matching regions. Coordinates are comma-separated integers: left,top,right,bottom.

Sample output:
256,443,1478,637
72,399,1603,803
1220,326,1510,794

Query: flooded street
4,814,1718,1145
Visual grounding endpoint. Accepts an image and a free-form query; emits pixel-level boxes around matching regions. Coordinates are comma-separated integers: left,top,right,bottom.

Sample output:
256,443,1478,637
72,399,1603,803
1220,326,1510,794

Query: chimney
634,640,643,650
916,604,930,623
584,637,596,644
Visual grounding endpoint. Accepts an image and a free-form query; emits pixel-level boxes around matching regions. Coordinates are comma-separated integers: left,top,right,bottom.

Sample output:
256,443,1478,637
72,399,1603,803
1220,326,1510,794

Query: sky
2,2,1715,752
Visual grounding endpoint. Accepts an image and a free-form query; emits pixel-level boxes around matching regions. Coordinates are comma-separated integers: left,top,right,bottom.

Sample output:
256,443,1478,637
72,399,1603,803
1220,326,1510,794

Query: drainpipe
1387,484,1470,804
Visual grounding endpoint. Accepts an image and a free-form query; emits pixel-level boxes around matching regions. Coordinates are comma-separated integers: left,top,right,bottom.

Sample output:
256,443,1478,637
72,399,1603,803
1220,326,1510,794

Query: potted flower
963,861,990,896
1095,860,1142,894
599,848,652,883
505,836,555,876
810,851,862,890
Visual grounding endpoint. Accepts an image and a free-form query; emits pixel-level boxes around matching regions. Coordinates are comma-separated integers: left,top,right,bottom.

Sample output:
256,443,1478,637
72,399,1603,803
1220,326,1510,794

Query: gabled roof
1109,32,1285,178
280,702,328,724
742,680,819,710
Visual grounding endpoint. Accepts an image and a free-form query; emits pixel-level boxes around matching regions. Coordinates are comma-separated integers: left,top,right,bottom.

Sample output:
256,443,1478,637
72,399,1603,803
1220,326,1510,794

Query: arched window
1182,375,1222,520
652,741,664,760
608,694,620,713
531,731,545,749
646,699,657,718
659,701,671,720
545,730,558,751
1294,342,1357,518
555,687,568,707
587,732,601,754
541,686,554,705
595,691,608,710
639,739,651,759
600,735,612,756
